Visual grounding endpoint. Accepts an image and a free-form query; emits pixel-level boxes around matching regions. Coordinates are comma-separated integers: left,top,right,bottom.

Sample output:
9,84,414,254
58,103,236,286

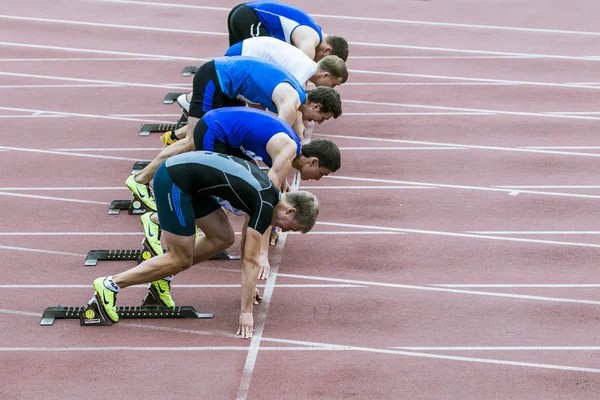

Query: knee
213,229,235,250
167,250,194,274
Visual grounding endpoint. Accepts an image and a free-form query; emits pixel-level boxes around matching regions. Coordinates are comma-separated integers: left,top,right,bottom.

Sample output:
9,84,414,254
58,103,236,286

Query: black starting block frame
163,92,185,104
40,288,213,326
85,244,239,266
182,66,199,76
108,198,149,215
139,122,187,136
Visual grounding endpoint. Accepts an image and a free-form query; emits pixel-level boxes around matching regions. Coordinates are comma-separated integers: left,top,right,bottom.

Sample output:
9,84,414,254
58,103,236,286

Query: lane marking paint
0,192,109,205
0,144,141,161
0,245,83,257
433,284,600,288
0,284,366,289
90,0,600,36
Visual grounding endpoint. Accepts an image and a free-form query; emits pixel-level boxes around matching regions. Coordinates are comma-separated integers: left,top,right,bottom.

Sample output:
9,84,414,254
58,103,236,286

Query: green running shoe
141,212,163,256
149,279,175,308
93,277,119,322
125,173,157,211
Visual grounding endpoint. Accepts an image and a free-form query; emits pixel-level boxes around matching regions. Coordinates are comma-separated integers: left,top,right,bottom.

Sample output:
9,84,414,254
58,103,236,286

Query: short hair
325,35,349,62
306,87,342,118
317,55,348,84
301,140,341,172
286,191,319,233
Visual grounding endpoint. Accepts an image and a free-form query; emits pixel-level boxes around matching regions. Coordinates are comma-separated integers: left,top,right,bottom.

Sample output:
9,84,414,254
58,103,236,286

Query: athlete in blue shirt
93,151,320,338
228,1,349,62
127,56,342,212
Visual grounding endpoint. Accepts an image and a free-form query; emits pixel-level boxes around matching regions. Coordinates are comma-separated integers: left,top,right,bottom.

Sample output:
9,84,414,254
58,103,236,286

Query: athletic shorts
193,118,252,161
224,41,243,57
227,4,270,46
153,162,221,236
189,60,245,119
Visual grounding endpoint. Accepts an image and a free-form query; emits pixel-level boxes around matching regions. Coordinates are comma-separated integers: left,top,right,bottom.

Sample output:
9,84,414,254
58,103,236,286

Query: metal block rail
139,122,186,136
182,66,199,76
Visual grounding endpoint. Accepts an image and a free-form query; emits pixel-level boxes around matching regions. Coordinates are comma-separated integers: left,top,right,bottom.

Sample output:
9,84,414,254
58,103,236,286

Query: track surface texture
1,1,600,399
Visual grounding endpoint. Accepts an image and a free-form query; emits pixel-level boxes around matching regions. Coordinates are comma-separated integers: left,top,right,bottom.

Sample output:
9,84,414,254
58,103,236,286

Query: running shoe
140,212,163,256
93,277,119,322
125,173,157,211
161,131,179,147
149,279,175,308
177,93,190,114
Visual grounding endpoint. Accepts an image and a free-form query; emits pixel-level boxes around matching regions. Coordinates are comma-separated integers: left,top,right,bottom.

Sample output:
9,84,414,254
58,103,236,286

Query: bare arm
237,227,262,338
266,134,297,189
272,83,301,128
291,110,305,141
291,26,320,60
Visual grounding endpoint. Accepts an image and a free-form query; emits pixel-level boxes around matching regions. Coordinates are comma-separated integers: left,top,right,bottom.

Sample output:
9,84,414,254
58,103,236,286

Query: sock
162,276,173,282
103,276,120,292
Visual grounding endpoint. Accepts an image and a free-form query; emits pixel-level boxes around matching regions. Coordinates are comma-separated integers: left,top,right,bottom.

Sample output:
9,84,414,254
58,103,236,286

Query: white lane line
0,107,170,124
278,272,600,305
0,71,194,91
301,186,434,189
349,69,600,90
524,146,600,150
0,245,83,257
261,338,600,373
349,56,538,59
348,42,599,62
316,220,600,248
339,146,467,150
342,112,493,116
0,41,207,62
326,175,600,200
392,346,600,351
0,231,404,236
466,231,600,235
0,15,228,37
0,284,366,289
90,0,600,36
0,114,66,118
0,192,109,205
0,187,127,191
432,284,600,288
0,347,342,351
342,99,600,121
1,18,596,62
0,84,122,89
543,112,600,115
343,82,514,86
52,148,159,152
0,145,141,161
315,133,600,157
0,57,166,61
496,185,600,189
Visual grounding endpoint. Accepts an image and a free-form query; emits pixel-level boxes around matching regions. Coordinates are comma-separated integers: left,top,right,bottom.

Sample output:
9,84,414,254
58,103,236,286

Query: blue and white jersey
214,56,306,113
245,1,323,45
202,107,301,168
224,37,317,84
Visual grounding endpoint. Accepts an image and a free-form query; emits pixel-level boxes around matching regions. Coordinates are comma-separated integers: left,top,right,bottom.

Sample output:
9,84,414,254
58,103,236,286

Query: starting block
85,240,239,266
139,122,186,136
182,66,199,76
132,160,150,174
164,92,185,104
40,289,213,326
108,198,149,215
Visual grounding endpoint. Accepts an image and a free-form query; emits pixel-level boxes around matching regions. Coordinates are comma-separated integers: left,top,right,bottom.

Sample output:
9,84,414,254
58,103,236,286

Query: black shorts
189,60,245,119
153,162,221,236
227,4,270,46
193,118,253,161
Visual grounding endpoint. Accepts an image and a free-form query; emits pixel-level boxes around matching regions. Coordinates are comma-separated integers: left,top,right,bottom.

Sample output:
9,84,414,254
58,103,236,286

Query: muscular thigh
153,163,197,237
227,4,269,46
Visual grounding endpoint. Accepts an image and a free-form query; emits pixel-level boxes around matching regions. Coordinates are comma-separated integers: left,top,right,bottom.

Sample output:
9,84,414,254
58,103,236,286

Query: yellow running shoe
141,212,163,256
93,277,119,322
149,279,175,308
161,131,179,147
125,173,157,211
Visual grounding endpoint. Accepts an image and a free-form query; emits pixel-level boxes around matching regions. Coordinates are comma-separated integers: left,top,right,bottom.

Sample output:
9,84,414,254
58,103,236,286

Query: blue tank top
245,1,323,45
214,56,306,114
202,107,301,168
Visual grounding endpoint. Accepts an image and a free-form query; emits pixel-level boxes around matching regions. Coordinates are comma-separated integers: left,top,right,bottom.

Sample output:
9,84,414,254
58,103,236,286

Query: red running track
1,0,600,399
